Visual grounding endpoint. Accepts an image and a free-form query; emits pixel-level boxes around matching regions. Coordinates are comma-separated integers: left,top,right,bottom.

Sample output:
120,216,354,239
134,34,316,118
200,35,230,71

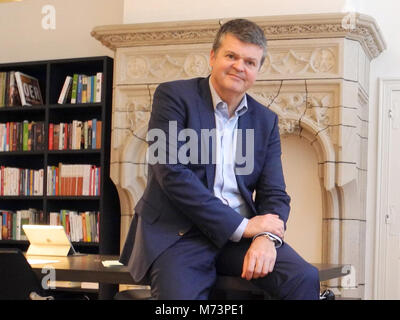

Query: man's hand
242,214,284,239
241,236,277,280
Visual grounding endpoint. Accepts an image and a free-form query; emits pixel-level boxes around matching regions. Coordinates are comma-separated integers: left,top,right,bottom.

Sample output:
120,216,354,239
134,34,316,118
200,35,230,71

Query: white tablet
22,225,77,256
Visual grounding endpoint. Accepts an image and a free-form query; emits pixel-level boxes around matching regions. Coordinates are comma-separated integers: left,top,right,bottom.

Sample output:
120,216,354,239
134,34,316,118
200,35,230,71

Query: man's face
210,33,264,99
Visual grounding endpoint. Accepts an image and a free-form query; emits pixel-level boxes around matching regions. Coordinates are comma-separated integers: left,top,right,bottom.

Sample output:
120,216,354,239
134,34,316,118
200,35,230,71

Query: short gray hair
212,19,267,67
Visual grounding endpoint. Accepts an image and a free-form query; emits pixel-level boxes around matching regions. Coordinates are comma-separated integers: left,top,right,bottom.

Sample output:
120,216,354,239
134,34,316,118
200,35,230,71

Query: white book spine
15,211,21,241
95,72,102,103
58,76,72,104
59,123,64,150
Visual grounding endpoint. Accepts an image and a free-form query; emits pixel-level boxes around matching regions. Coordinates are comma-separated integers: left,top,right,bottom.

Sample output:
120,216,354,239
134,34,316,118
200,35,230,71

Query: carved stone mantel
92,13,385,59
92,13,385,299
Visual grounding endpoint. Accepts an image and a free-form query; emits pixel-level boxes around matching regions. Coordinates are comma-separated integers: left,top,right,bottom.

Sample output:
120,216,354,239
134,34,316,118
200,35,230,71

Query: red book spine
48,123,54,150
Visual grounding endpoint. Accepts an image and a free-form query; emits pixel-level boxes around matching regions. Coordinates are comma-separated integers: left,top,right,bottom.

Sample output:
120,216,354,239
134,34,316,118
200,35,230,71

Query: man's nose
232,59,245,72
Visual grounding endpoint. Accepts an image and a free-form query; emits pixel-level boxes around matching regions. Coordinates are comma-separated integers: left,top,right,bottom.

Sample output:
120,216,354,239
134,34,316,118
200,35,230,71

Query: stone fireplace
92,12,385,298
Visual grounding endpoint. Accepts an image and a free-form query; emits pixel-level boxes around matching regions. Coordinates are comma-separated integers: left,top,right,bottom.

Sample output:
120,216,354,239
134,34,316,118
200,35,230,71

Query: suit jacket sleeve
254,113,291,229
146,82,244,248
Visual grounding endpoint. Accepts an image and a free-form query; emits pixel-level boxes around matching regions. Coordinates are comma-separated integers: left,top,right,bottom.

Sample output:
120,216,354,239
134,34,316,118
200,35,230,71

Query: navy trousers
148,227,320,300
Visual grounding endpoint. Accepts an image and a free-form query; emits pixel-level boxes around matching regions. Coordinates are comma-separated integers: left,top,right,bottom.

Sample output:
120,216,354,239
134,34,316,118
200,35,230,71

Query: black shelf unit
0,56,120,255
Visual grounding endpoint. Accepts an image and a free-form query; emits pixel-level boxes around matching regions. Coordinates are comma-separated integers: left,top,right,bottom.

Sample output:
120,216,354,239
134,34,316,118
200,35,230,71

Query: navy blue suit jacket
120,77,290,282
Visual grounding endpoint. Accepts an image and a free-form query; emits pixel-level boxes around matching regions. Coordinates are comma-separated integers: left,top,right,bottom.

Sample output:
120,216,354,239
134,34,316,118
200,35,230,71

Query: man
120,18,320,300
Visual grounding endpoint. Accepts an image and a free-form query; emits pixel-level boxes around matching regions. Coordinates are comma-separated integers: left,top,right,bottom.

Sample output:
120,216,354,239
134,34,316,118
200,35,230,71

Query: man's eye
226,54,235,59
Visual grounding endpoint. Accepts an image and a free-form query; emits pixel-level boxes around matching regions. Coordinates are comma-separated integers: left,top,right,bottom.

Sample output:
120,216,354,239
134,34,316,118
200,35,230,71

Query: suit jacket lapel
198,77,216,191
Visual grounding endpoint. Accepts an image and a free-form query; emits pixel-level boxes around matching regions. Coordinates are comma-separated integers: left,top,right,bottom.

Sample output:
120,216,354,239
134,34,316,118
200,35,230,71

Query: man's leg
148,227,219,300
216,239,320,300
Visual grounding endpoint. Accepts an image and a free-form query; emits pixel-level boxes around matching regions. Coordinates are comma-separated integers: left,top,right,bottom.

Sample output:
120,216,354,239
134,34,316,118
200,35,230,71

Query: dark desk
29,255,133,285
29,254,350,299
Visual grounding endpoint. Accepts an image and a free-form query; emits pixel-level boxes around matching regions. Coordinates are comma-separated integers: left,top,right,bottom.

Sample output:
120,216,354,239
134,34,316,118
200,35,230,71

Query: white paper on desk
102,260,123,267
27,259,60,265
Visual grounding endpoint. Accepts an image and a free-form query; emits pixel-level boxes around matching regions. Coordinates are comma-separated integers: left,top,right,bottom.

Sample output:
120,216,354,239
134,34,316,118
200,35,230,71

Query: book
77,74,83,104
15,72,43,106
27,121,33,151
95,72,102,102
0,72,6,107
88,76,94,103
81,75,87,103
96,120,102,149
92,118,96,148
70,74,78,104
22,120,29,151
48,123,54,150
57,76,73,104
6,71,21,107
33,121,45,151
53,124,60,150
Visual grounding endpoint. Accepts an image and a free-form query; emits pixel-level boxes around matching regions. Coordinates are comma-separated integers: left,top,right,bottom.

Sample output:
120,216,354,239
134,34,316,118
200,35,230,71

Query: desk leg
99,283,118,300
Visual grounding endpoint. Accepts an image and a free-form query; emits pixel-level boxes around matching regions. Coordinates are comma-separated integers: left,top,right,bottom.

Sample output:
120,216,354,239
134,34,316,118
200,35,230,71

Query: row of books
0,71,43,107
0,208,99,243
49,210,99,243
0,208,45,240
0,119,102,152
47,164,101,196
58,73,103,104
0,167,44,196
0,121,45,152
48,119,102,151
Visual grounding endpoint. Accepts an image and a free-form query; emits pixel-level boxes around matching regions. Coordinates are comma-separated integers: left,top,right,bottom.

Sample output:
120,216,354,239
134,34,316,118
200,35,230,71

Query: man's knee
302,264,320,284
291,264,320,299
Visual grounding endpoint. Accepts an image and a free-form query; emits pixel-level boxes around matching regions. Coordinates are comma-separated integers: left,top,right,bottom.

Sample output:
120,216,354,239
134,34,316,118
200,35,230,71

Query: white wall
123,0,349,23
353,0,400,299
0,0,124,63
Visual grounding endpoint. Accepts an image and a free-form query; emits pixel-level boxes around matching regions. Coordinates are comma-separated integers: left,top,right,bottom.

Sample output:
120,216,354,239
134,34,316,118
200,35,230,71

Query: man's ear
209,49,215,68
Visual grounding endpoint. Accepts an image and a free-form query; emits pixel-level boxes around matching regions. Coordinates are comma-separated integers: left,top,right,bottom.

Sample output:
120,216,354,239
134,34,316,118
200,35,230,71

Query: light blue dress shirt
209,79,282,247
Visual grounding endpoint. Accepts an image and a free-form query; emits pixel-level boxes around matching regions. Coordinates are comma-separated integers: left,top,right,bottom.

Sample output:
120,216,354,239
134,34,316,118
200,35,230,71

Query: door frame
374,78,400,299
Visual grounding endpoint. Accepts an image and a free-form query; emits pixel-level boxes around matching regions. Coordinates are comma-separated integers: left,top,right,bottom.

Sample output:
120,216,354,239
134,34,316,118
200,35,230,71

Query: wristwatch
252,232,281,248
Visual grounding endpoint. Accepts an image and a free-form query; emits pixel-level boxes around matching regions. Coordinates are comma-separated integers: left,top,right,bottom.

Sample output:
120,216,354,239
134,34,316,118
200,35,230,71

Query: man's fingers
252,256,265,279
260,260,270,278
241,253,256,280
241,254,249,279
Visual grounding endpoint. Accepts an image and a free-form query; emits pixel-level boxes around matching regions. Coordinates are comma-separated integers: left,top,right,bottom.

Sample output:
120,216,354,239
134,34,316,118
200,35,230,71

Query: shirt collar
208,77,248,117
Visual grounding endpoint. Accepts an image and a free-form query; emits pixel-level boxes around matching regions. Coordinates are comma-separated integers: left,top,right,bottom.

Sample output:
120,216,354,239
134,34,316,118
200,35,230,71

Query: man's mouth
228,73,244,81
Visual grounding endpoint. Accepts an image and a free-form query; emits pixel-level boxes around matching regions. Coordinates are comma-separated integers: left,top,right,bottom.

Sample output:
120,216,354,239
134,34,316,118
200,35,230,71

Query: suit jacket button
178,231,185,236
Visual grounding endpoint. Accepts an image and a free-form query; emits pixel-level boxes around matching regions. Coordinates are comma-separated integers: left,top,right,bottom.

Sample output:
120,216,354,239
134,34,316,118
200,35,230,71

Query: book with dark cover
53,124,59,150
15,72,43,106
36,121,45,151
6,71,21,106
33,121,45,151
15,122,21,151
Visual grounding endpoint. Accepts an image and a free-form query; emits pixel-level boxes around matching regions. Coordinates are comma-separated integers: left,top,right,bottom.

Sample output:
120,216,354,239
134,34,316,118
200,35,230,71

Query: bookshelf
0,56,120,255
